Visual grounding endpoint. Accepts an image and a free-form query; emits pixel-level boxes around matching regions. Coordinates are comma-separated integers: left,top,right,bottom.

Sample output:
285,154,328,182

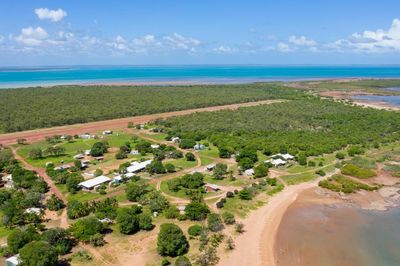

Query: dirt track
0,100,281,146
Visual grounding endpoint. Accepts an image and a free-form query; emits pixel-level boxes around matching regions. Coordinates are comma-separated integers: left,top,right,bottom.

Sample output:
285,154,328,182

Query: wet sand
275,188,400,266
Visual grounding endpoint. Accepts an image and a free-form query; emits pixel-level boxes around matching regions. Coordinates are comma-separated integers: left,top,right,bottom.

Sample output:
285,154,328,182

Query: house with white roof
245,168,254,176
79,175,111,190
205,164,216,171
127,160,152,173
150,144,160,149
102,130,113,135
24,207,43,215
194,144,205,151
171,137,180,143
265,158,287,167
130,150,139,155
5,254,20,266
73,154,84,160
273,153,294,160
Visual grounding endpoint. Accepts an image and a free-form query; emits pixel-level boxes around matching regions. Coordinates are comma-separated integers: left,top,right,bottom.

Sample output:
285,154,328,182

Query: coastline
218,176,325,266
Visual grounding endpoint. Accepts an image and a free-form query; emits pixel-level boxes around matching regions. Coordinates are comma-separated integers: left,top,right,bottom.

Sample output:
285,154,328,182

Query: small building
79,175,111,190
205,164,216,171
130,150,139,155
98,218,113,224
265,158,287,167
73,154,84,160
178,205,186,215
127,160,152,173
84,172,95,178
245,168,255,176
102,130,113,135
5,254,20,266
273,153,294,160
150,144,160,149
171,137,180,143
204,184,221,193
194,143,205,151
94,156,104,161
24,207,43,215
80,134,92,139
84,150,91,156
54,164,71,171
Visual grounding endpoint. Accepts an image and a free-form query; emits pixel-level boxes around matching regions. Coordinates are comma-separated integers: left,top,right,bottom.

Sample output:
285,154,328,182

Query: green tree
70,217,104,243
46,194,65,211
157,223,189,257
180,172,204,189
185,202,209,221
298,152,307,166
19,240,58,266
165,163,176,173
238,188,252,200
179,139,196,149
41,228,74,255
66,174,83,194
138,213,154,231
188,224,203,237
222,212,236,225
28,148,43,159
238,157,254,170
126,181,148,202
207,213,224,232
146,160,166,174
116,208,140,234
90,142,108,157
7,227,38,253
185,152,196,161
254,163,268,178
175,256,192,266
213,163,228,179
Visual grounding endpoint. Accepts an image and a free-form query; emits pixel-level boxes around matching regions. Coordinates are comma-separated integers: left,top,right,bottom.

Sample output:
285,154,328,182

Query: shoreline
218,177,324,266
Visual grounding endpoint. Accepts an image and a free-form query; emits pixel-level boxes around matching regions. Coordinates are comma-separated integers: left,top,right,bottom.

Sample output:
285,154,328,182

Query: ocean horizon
1,65,400,88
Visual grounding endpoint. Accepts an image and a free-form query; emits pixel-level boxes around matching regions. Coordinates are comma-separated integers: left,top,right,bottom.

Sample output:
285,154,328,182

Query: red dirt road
0,100,281,146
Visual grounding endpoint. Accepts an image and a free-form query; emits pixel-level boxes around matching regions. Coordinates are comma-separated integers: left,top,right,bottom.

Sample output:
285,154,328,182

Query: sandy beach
219,176,325,266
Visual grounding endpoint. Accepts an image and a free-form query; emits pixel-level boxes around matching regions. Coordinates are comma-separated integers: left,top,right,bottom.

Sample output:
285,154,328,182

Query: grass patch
160,180,191,199
170,158,197,170
204,175,250,187
341,164,376,179
267,184,285,196
281,172,317,185
319,174,377,193
222,196,266,218
199,155,214,166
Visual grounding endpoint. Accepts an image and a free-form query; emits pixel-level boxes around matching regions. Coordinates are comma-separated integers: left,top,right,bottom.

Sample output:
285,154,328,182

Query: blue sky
0,0,400,66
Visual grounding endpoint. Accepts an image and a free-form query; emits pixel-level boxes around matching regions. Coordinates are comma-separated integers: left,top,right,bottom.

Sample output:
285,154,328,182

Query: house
73,154,84,160
98,218,113,224
178,205,186,215
245,168,254,176
265,158,287,167
94,156,104,161
5,254,20,266
2,174,13,188
102,130,113,135
80,134,92,139
171,137,180,143
127,160,152,173
79,175,111,190
204,184,221,192
150,144,160,149
84,172,95,178
273,153,294,160
194,144,205,151
54,164,71,171
84,150,91,156
24,208,43,215
205,164,216,171
130,150,139,155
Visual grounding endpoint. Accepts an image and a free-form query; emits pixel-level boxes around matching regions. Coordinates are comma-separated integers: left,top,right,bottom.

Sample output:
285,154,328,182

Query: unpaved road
0,100,282,146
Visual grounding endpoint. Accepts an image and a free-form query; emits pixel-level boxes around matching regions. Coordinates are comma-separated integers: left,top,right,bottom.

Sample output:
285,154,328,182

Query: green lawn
160,180,191,199
198,144,219,158
141,133,168,142
199,155,214,166
169,158,197,170
222,196,266,218
281,172,317,185
204,175,250,187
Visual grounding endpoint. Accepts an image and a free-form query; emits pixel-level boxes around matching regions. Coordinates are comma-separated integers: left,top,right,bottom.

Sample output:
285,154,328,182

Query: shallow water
352,95,400,107
276,202,400,266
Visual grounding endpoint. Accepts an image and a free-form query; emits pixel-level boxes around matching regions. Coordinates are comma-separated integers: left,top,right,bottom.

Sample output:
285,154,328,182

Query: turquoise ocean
1,65,400,88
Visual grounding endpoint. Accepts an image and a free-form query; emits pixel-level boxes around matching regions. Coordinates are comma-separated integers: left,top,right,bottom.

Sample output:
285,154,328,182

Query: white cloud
163,33,201,52
213,45,233,54
331,18,400,53
15,27,48,46
277,42,294,52
35,8,67,22
0,35,3,44
289,35,317,46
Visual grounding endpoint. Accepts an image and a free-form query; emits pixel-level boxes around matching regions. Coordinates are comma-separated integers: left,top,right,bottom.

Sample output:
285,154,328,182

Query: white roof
6,254,19,265
273,153,294,160
114,175,123,181
206,164,216,169
245,169,254,175
125,173,136,178
79,175,111,189
127,160,152,173
150,144,160,149
205,184,220,190
266,158,287,166
130,150,139,154
24,208,42,215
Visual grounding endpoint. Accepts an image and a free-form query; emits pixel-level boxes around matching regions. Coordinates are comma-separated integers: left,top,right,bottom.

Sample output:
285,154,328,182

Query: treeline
158,98,400,157
0,83,302,133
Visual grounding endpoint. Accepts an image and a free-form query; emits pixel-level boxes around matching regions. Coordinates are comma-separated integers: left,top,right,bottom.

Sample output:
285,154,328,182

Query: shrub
207,213,224,232
19,241,58,266
185,202,209,221
70,217,104,243
185,152,196,161
188,224,203,237
315,169,326,176
175,256,192,266
46,195,65,211
335,152,345,160
238,188,252,200
226,191,234,198
164,205,180,219
222,212,235,225
341,164,376,179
